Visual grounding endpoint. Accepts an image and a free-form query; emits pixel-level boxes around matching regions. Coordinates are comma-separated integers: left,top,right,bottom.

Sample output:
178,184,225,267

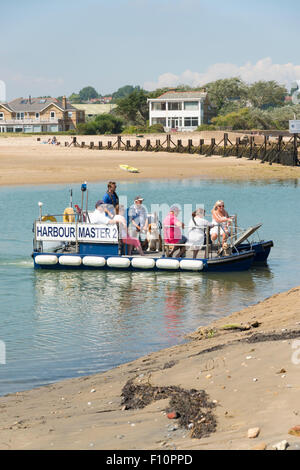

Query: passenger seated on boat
115,205,144,256
163,205,187,258
89,200,116,225
188,208,212,259
210,200,233,247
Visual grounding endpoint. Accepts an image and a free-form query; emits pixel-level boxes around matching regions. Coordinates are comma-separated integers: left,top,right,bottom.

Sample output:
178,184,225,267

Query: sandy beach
0,133,299,186
0,134,300,451
1,286,300,450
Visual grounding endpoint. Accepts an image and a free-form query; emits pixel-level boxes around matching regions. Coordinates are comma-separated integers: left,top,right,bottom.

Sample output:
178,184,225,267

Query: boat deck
53,243,226,260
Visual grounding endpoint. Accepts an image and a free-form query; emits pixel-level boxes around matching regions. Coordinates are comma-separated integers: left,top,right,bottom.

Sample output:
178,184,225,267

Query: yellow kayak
119,164,139,173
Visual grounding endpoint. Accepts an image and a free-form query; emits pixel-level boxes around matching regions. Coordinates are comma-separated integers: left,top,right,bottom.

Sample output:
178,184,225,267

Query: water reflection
33,266,274,349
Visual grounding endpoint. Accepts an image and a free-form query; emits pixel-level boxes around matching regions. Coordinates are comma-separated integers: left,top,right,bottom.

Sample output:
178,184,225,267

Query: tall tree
112,85,140,102
68,92,81,103
205,77,248,112
115,89,149,124
247,81,287,109
79,86,99,102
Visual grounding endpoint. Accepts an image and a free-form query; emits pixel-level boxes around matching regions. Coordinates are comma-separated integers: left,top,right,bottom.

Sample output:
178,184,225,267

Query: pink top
163,213,182,244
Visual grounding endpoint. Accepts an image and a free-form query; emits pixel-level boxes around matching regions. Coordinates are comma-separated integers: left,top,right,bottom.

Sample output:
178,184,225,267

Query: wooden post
89,142,94,149
167,134,171,150
293,133,298,166
126,140,131,150
211,138,215,155
81,142,85,148
199,139,204,154
98,141,102,149
223,133,228,157
249,136,254,159
263,135,267,162
156,139,160,148
236,137,240,158
188,139,193,153
146,139,151,150
107,141,112,149
277,135,282,165
117,135,121,150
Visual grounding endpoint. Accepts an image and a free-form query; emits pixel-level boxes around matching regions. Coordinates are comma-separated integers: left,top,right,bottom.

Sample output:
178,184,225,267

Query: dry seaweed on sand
121,379,217,438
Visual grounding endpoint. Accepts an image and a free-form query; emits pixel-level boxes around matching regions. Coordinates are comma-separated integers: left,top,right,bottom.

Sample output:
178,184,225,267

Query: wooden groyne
66,133,300,167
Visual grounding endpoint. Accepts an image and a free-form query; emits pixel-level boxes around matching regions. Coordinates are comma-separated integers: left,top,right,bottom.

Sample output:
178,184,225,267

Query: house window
184,117,199,127
68,112,73,117
50,111,56,120
35,113,40,119
184,101,198,110
0,113,3,121
152,102,166,111
167,117,182,128
152,118,166,126
168,102,182,110
16,112,24,120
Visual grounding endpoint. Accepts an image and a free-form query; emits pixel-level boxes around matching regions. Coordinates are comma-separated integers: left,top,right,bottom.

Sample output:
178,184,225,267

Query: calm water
0,178,299,396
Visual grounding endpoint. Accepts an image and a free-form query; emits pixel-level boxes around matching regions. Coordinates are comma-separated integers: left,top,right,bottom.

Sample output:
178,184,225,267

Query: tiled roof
72,103,117,114
7,97,76,112
155,91,207,100
0,103,13,111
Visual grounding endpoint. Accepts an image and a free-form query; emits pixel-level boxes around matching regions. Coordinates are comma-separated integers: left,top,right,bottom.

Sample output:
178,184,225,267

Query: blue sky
1,0,300,100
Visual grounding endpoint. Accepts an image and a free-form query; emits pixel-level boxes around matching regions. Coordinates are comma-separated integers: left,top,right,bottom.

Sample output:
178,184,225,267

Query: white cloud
144,58,300,91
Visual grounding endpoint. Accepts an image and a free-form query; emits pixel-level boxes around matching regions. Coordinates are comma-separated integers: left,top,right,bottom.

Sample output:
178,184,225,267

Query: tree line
70,78,298,134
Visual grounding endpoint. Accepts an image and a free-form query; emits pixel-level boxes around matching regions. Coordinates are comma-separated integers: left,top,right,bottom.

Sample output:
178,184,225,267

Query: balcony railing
0,118,60,124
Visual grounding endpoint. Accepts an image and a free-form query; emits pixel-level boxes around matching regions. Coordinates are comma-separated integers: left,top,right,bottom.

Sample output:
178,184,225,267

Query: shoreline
1,134,299,450
1,285,300,450
0,135,300,186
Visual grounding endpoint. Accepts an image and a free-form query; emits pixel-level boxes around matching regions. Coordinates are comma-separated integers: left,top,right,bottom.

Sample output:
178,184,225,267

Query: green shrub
196,124,217,131
77,114,123,135
122,123,165,134
147,123,165,133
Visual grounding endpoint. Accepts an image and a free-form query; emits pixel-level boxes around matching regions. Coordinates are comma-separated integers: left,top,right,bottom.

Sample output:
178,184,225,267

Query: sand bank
0,134,299,186
1,286,300,450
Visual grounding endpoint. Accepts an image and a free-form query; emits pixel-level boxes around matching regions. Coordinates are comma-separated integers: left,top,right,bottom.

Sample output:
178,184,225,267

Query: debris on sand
121,379,217,439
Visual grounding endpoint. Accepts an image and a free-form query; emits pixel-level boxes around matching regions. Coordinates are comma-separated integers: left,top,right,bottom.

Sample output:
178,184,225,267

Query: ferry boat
32,186,272,273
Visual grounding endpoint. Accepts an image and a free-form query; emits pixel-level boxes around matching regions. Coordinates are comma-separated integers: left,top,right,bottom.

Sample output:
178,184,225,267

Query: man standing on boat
102,181,119,215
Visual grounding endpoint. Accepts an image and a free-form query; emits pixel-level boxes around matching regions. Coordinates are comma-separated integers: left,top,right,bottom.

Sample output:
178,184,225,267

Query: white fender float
35,254,58,265
58,255,82,266
180,259,204,271
107,257,131,268
82,256,106,267
131,257,155,269
156,259,180,270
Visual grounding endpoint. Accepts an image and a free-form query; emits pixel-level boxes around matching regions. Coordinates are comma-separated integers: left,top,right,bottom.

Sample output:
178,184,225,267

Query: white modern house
148,90,214,132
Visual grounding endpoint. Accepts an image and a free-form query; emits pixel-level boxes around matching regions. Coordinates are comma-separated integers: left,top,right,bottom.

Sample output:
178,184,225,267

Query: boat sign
35,223,119,243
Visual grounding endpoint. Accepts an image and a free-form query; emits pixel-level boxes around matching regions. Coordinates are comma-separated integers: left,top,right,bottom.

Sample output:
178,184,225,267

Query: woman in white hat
128,196,148,240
